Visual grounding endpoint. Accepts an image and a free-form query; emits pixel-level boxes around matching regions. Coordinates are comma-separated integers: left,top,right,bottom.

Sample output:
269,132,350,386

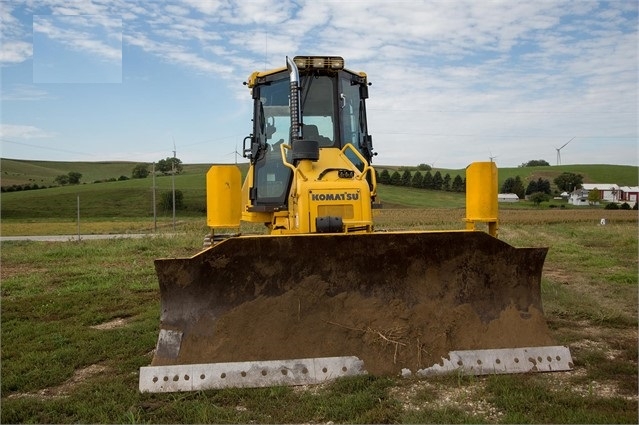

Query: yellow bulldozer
139,56,572,393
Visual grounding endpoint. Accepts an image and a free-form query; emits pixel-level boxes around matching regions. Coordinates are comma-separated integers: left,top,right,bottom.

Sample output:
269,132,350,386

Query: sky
0,0,637,169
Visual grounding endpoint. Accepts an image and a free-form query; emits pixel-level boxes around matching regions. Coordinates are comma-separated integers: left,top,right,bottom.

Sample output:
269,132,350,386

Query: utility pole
152,162,157,233
77,195,81,241
172,139,177,231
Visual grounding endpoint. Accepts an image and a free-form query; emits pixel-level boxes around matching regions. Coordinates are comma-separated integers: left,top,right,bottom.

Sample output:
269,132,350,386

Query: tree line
376,169,466,192
498,171,588,206
1,157,184,192
374,167,590,205
131,157,183,178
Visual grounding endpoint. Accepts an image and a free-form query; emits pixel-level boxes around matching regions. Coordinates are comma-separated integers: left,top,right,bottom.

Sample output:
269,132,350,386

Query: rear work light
293,56,344,70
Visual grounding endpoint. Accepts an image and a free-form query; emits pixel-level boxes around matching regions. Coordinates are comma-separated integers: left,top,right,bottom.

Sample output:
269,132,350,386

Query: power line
373,133,636,139
0,138,93,156
367,108,637,115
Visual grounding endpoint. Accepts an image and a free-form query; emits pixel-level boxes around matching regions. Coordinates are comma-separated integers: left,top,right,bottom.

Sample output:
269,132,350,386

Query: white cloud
124,30,233,76
0,124,54,139
1,84,51,101
0,40,32,65
33,15,122,63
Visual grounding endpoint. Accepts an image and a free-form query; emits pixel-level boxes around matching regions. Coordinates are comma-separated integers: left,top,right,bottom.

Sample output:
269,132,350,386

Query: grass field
1,209,637,424
2,164,636,224
3,158,637,189
0,158,216,187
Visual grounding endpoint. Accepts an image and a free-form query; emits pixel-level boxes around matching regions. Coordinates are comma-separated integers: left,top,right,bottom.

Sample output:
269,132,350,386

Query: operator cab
244,56,374,212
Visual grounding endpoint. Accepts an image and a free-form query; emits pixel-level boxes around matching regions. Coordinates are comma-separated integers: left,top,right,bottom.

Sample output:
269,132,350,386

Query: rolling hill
0,158,216,187
3,158,637,188
1,158,637,220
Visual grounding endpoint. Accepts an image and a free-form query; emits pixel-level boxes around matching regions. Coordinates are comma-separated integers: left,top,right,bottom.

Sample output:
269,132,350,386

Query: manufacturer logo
311,192,359,201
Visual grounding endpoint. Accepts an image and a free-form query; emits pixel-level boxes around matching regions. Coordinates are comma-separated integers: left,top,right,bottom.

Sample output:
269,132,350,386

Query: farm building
498,193,519,203
569,189,590,206
619,186,639,204
581,183,620,202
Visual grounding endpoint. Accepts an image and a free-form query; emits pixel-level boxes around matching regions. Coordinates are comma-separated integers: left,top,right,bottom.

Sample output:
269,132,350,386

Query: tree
411,171,423,188
54,174,69,185
54,171,81,185
554,172,583,192
442,173,451,191
389,171,401,186
432,171,443,190
67,171,82,184
416,163,431,171
525,180,538,195
451,174,464,192
378,169,390,184
520,159,550,167
159,190,184,211
401,170,412,187
132,163,150,179
501,176,525,198
422,171,433,189
537,178,551,194
587,188,600,205
157,157,183,175
525,178,551,195
529,192,549,206
604,202,619,210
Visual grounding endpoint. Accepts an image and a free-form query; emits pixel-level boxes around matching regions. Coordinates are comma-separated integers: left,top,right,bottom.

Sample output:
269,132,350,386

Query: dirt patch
544,367,638,402
90,317,130,330
543,267,574,285
390,378,505,422
8,363,108,400
0,264,47,281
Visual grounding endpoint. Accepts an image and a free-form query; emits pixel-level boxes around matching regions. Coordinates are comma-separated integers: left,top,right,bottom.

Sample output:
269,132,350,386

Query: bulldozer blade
148,230,564,384
139,356,365,393
415,346,573,377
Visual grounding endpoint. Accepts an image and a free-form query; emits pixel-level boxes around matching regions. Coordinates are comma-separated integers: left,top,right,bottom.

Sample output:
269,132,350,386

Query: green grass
1,173,206,219
2,160,636,221
376,184,466,208
484,374,637,424
0,158,219,187
1,214,637,423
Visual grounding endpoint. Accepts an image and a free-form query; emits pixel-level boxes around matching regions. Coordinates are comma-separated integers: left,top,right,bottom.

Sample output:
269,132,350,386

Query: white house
569,188,590,206
498,193,519,203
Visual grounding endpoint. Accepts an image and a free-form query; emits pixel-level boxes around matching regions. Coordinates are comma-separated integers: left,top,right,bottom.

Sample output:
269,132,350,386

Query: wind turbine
556,137,574,166
226,141,242,164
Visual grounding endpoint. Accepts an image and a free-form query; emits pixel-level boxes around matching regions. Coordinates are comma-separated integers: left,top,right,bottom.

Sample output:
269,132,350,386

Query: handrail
279,143,308,181
341,143,377,195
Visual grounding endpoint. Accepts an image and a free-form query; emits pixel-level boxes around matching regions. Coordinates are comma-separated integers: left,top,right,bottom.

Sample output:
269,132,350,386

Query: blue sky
1,0,637,168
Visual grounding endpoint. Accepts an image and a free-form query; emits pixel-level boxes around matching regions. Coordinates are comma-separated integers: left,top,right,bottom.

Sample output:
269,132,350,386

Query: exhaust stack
286,56,302,142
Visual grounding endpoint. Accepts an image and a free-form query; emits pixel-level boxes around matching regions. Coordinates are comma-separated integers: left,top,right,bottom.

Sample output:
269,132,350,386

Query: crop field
1,208,637,424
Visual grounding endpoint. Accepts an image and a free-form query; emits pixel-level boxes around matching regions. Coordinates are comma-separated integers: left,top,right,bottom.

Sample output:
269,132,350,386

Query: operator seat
303,124,332,147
